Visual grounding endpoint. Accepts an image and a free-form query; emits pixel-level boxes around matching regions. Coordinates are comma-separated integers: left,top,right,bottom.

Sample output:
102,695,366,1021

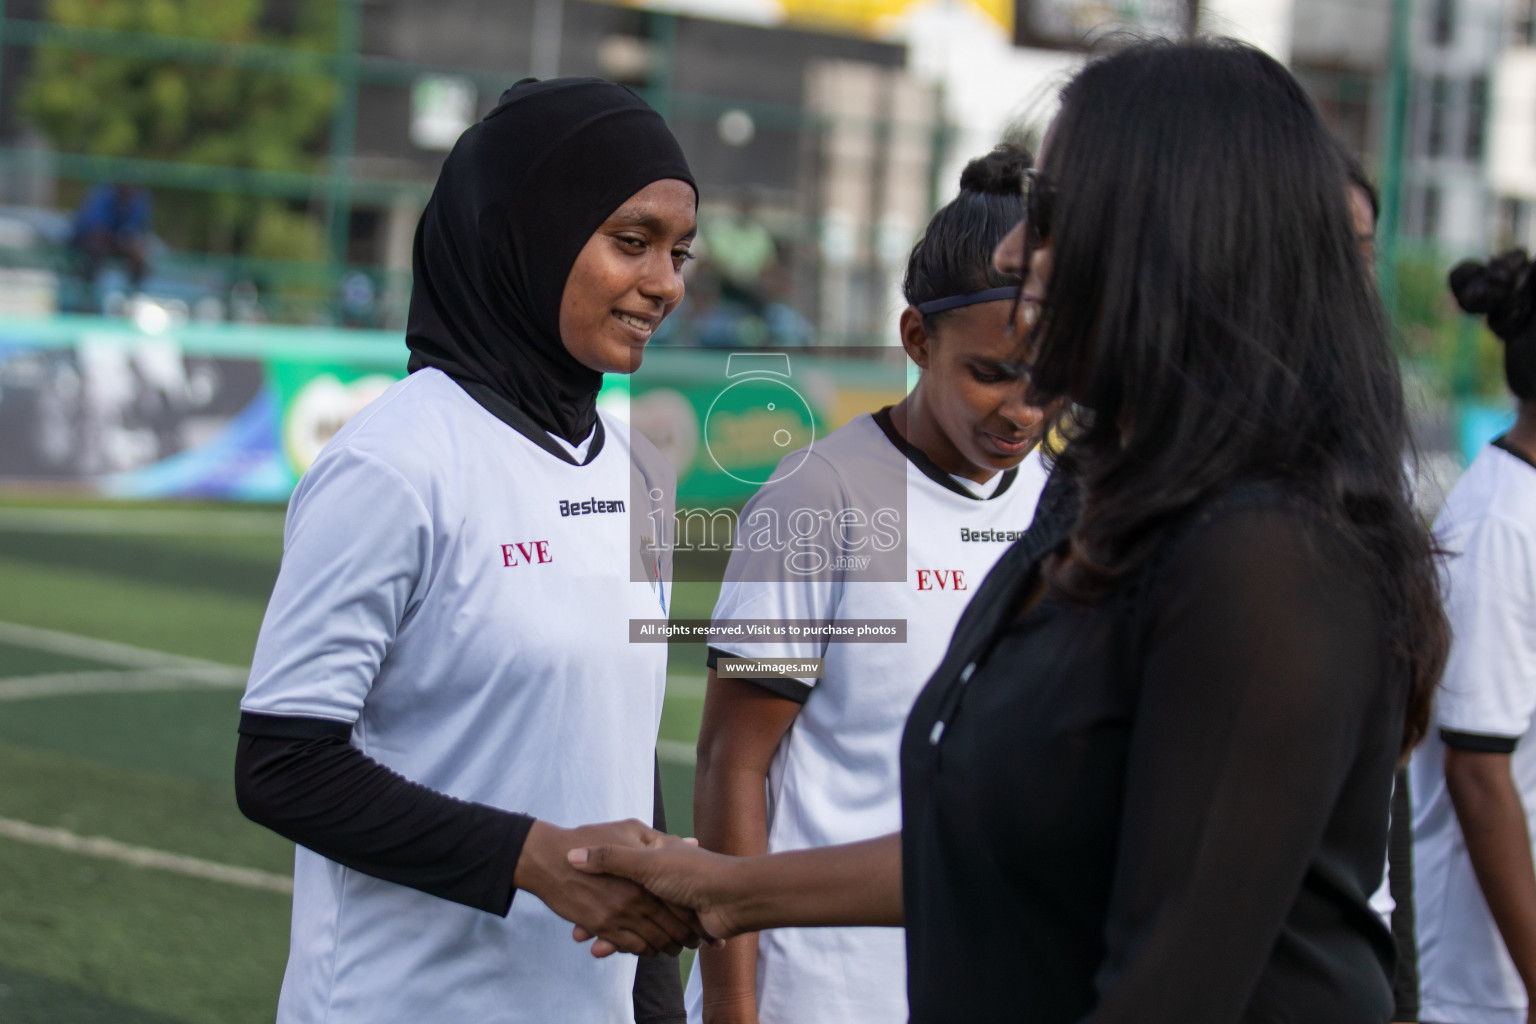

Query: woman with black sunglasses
567,40,1448,1024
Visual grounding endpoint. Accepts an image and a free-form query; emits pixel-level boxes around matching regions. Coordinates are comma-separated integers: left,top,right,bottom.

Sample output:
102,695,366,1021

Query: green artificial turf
0,689,245,785
0,741,293,875
0,502,714,1016
0,963,193,1024
0,530,283,605
0,837,288,1024
0,639,113,676
0,554,268,666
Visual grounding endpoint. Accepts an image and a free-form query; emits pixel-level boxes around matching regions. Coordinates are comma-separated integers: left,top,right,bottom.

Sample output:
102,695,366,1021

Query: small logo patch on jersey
559,497,626,517
501,540,553,566
639,535,667,614
916,569,966,591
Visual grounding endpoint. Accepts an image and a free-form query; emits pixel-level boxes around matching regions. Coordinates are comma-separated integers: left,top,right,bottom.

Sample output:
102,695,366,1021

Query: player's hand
568,832,741,954
513,819,702,958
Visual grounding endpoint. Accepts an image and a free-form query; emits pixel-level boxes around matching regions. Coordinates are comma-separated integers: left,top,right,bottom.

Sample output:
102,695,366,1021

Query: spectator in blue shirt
71,183,153,292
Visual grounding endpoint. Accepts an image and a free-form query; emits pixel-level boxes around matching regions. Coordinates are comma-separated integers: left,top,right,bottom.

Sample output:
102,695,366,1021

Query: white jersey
685,410,1049,1024
242,367,671,1024
1411,439,1536,1024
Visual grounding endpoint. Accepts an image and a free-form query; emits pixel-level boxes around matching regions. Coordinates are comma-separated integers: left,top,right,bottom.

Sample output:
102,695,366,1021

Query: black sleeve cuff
706,647,814,704
494,812,537,915
239,711,352,740
1441,728,1520,753
739,676,813,703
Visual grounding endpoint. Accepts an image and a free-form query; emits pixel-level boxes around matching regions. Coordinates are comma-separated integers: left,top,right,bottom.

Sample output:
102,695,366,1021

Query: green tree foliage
21,0,338,261
1391,245,1510,401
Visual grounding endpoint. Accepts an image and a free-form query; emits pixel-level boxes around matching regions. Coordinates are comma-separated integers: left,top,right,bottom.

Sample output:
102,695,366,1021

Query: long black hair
1449,250,1536,402
1027,39,1446,754
902,141,1032,315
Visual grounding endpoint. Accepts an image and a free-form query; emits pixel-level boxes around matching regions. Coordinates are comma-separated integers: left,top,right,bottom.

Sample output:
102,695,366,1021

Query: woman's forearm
723,833,904,933
568,823,902,945
693,675,901,935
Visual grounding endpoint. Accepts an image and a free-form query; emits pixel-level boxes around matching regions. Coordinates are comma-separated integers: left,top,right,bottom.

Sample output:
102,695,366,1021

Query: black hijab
405,78,696,453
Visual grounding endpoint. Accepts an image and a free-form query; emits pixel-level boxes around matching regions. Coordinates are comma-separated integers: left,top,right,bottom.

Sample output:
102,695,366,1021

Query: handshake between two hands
513,818,736,959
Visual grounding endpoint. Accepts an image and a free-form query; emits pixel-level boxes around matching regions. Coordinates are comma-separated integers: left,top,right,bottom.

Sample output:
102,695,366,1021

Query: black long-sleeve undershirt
234,712,684,1022
235,712,532,913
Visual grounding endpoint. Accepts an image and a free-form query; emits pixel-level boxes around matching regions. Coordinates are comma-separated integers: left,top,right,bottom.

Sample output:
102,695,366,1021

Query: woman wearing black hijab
234,79,699,1024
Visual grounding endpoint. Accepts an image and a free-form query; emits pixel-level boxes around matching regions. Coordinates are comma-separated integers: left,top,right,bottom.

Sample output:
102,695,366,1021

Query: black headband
916,286,1018,316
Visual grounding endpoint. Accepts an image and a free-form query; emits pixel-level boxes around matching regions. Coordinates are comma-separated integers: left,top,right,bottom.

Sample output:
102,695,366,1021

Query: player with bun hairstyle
1410,252,1536,1024
1447,252,1536,417
683,142,1051,1024
568,40,1450,1024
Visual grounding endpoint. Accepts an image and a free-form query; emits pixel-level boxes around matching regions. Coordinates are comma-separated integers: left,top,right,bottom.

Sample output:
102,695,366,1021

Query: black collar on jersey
404,77,696,451
1493,433,1536,472
455,378,606,465
872,406,1018,501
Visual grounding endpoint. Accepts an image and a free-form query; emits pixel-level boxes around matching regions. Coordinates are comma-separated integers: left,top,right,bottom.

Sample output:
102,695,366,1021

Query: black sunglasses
1022,169,1055,249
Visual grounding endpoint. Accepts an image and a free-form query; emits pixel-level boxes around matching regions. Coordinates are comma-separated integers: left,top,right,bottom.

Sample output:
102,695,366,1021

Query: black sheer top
899,478,1404,1023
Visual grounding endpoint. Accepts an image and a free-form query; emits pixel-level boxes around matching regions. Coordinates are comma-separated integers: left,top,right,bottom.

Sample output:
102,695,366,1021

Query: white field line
0,667,247,701
0,816,292,895
0,507,285,536
0,620,240,673
0,621,690,764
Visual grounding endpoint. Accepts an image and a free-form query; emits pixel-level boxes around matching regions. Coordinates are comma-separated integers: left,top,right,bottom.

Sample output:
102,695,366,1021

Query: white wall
1200,0,1295,61
899,2,1082,204
1290,0,1389,69
1491,48,1536,200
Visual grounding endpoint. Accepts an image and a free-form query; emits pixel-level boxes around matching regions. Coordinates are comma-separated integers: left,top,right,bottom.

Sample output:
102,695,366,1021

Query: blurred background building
0,0,1492,325
0,0,1523,503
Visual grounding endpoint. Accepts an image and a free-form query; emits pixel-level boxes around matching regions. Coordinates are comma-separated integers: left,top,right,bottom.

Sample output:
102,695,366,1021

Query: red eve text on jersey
915,569,966,591
500,541,553,567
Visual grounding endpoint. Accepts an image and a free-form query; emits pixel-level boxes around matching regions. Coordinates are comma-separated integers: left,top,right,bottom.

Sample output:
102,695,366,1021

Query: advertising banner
0,316,906,505
605,0,1011,37
0,317,408,501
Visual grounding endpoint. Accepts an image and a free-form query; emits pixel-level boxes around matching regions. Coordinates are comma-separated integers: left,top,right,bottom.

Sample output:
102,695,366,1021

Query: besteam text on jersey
960,527,1026,543
559,497,627,517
